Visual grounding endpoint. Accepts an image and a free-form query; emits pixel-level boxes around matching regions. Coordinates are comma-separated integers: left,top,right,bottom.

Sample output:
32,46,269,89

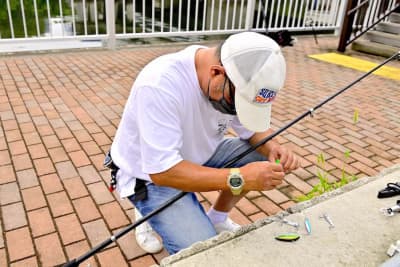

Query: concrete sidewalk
0,36,399,266
160,165,400,267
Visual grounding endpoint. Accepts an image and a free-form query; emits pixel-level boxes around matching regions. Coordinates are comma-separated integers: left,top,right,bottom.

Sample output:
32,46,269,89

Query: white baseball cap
221,31,286,132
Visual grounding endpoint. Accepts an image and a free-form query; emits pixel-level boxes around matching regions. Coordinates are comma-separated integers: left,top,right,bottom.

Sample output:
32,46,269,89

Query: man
110,31,300,255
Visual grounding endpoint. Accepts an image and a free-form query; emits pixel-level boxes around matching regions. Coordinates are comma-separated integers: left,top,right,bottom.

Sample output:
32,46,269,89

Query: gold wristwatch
227,168,245,195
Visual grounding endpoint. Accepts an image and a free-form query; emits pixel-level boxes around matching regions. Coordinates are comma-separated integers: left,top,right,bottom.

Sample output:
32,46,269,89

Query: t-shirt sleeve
231,116,255,140
135,85,184,174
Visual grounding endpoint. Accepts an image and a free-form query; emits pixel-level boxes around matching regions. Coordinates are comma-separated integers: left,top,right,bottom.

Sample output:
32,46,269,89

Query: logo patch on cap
254,88,277,104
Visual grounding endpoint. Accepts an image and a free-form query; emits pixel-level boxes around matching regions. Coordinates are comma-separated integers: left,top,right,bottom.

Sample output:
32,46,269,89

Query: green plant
296,108,360,202
353,108,359,124
296,150,357,202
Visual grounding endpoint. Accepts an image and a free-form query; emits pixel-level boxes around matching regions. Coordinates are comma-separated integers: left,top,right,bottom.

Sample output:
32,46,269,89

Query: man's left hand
268,144,300,173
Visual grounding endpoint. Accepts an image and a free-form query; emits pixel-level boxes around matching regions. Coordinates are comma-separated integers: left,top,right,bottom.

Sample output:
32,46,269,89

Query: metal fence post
106,0,116,50
245,0,256,30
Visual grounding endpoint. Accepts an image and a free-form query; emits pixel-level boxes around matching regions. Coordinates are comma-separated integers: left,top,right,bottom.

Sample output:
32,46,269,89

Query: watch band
230,168,240,174
228,168,244,196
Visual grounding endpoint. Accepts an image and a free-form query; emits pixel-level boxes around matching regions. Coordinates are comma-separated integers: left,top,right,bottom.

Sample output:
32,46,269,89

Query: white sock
207,207,228,225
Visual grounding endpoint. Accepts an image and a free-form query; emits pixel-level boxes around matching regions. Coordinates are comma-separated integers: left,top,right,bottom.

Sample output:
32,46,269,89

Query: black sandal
378,182,400,198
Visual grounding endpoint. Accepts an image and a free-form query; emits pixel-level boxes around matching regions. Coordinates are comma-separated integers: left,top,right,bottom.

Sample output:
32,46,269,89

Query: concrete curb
157,164,400,266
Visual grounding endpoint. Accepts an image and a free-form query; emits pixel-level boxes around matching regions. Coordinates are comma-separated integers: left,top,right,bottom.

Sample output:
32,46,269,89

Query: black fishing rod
63,51,399,267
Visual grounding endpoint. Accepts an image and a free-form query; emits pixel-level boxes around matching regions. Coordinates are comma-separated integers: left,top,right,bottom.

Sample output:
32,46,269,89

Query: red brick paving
40,173,64,194
9,256,38,267
56,213,86,245
34,233,66,266
0,36,399,266
21,186,47,211
27,207,55,237
16,168,38,189
6,227,35,261
1,202,27,231
97,247,129,267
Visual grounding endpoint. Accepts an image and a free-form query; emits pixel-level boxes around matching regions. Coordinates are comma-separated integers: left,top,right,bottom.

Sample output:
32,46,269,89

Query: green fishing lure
275,233,300,242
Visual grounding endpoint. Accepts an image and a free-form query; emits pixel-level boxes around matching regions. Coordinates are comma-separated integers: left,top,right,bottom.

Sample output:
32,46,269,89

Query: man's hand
267,143,300,173
249,130,300,173
240,161,285,191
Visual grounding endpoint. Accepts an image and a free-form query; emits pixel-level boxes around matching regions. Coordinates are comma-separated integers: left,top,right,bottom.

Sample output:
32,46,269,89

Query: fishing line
63,51,399,267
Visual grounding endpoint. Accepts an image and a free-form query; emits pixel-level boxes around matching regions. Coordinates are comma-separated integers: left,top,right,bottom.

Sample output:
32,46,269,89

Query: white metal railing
352,0,399,36
1,0,107,41
116,0,344,38
337,0,400,51
252,0,344,32
0,0,347,49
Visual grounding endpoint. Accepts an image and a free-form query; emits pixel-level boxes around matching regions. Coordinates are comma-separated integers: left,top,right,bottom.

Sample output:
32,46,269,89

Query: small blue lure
305,217,311,234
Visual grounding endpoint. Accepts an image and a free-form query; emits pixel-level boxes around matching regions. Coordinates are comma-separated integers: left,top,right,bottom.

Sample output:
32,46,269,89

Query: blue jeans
129,138,266,254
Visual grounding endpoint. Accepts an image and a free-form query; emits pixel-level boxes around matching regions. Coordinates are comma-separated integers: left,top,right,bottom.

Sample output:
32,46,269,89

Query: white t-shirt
111,45,254,198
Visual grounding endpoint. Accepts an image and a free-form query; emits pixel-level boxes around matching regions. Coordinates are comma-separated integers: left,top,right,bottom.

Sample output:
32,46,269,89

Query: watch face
229,176,242,187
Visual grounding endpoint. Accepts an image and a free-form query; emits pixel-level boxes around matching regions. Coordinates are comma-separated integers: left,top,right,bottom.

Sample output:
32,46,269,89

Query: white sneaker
134,208,163,253
213,217,241,234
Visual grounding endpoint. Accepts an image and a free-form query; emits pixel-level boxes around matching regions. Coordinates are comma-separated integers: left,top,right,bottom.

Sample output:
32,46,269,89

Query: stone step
390,12,400,23
352,38,400,58
376,22,400,35
366,30,400,47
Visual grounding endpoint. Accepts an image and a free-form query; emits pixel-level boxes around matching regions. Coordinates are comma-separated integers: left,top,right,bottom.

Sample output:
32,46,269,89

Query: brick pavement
0,36,399,266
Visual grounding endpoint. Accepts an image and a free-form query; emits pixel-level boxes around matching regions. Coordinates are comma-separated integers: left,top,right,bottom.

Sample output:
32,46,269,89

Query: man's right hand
240,161,285,191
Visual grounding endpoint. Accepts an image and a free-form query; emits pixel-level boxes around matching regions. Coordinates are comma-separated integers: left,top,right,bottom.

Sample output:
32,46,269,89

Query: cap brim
235,89,272,132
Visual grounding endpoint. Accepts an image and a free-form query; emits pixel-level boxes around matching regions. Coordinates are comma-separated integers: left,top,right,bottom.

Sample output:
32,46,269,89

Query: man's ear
210,65,225,78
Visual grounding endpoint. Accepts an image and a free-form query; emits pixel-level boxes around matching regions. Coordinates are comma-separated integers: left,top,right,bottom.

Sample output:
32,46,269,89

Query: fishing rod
63,51,399,267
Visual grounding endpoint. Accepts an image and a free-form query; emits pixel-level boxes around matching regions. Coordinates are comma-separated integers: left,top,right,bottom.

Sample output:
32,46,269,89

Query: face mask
207,77,236,115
